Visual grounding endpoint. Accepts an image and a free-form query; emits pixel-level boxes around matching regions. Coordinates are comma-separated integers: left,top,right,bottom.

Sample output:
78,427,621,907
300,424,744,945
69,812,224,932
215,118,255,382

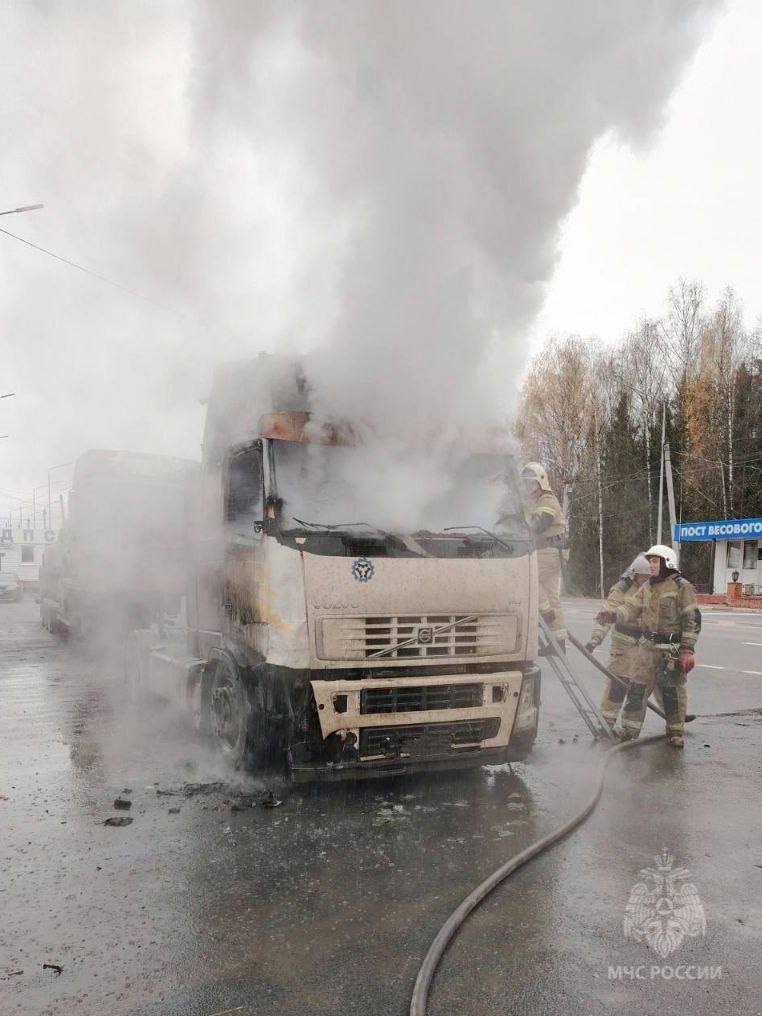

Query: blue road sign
673,518,762,542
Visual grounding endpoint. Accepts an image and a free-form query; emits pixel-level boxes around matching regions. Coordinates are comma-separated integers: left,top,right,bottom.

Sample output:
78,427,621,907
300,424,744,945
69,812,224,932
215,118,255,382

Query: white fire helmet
521,461,551,492
625,554,652,579
645,544,678,571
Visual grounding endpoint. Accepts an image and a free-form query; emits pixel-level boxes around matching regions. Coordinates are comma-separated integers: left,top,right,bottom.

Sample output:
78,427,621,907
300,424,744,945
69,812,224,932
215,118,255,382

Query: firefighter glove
678,650,695,674
584,641,597,654
596,610,617,625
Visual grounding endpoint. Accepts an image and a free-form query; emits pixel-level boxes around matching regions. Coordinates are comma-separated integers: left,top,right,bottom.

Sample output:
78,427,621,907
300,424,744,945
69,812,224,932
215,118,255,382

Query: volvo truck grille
319,613,517,661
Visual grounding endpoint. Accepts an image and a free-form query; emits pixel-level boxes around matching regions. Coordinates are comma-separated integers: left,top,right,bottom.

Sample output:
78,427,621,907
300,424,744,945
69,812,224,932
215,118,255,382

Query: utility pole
719,461,728,518
561,482,572,594
562,482,572,522
656,402,666,543
47,463,71,531
665,441,679,566
595,413,605,599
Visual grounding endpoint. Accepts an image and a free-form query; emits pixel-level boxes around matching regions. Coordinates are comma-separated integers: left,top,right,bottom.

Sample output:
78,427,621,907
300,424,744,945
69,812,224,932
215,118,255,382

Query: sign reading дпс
673,518,762,542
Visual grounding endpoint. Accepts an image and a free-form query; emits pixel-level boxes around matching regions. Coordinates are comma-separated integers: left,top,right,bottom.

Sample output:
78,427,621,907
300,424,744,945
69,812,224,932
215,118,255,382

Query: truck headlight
518,675,535,712
514,675,537,730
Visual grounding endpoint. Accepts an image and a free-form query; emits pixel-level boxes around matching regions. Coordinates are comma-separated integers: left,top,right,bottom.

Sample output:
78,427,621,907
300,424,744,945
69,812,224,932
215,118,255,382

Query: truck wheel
206,656,253,768
47,606,64,636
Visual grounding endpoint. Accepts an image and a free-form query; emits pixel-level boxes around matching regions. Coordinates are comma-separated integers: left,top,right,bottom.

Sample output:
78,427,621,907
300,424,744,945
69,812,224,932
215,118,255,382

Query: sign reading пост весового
673,518,762,542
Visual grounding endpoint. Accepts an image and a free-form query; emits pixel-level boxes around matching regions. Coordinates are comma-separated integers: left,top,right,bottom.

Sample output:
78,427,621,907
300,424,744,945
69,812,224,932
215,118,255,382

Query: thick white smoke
286,1,722,432
0,1,721,518
191,1,721,529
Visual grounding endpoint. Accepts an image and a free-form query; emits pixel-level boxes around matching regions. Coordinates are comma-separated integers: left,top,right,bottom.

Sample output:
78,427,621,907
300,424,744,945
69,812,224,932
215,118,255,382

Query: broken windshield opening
269,440,528,538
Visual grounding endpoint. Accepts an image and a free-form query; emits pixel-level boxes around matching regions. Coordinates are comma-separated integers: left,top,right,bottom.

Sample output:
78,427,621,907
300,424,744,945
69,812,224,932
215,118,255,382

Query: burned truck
137,355,541,780
40,450,198,641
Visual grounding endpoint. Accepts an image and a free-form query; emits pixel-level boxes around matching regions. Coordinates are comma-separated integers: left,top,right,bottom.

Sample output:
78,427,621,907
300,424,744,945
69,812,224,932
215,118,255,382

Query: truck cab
160,356,541,780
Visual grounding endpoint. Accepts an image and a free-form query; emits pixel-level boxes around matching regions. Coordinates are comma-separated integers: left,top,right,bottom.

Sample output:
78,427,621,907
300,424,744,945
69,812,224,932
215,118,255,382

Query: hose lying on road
409,733,666,1016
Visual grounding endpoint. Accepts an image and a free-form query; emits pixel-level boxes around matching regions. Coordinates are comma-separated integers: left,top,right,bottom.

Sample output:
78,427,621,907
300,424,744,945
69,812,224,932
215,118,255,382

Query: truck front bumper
288,666,540,781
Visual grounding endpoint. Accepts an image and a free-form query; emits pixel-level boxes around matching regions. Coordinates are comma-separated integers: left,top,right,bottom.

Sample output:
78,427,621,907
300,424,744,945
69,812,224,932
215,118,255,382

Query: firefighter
586,554,651,733
521,462,568,649
603,544,701,748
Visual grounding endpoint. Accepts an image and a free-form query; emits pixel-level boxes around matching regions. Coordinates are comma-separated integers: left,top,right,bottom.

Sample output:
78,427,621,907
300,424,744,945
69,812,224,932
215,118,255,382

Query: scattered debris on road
103,816,133,827
230,790,283,812
113,797,132,810
168,807,181,815
156,780,228,798
43,963,63,975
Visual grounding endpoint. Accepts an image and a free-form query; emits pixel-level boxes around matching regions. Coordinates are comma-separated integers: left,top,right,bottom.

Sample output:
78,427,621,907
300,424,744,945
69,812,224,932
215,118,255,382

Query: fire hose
409,732,665,1016
409,622,705,1013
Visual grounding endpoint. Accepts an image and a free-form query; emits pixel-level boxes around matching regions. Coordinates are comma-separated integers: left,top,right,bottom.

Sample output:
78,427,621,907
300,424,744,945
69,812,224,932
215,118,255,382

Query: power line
0,225,179,315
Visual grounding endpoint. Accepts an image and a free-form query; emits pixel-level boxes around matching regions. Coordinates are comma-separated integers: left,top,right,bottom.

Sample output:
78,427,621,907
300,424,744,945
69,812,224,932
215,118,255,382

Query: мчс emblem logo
351,557,375,582
623,849,706,958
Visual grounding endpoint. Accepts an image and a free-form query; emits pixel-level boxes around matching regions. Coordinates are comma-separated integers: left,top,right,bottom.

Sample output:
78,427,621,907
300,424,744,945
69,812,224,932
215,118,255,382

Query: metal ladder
538,617,616,742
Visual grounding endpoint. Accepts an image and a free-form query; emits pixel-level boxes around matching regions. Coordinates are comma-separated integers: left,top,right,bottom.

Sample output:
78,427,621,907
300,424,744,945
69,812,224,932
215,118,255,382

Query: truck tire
204,655,255,769
45,603,66,637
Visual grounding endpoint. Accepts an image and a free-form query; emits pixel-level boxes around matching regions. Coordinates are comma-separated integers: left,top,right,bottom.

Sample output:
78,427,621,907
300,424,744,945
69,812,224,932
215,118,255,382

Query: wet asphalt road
2,597,761,1016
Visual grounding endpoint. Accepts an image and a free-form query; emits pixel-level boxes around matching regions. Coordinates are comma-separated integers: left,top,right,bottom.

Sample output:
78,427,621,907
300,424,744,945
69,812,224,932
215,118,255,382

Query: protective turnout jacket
616,574,701,651
526,491,566,548
590,577,641,649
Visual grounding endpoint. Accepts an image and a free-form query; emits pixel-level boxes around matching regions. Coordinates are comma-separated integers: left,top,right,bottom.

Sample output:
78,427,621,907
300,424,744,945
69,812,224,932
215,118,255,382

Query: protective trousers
652,647,688,738
537,548,566,640
618,642,657,739
600,639,635,728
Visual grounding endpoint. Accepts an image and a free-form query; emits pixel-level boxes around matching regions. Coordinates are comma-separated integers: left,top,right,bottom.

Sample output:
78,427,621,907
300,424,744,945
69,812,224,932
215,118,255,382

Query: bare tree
660,278,706,386
680,287,747,517
514,335,602,488
617,319,669,539
705,287,746,514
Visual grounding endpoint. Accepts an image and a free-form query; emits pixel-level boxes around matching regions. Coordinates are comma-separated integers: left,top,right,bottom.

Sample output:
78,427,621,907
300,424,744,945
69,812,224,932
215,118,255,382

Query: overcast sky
1,0,756,523
533,0,762,343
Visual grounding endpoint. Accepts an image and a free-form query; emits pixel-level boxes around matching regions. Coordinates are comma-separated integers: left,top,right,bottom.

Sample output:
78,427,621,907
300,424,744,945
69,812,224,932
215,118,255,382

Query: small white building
674,518,762,595
712,537,762,595
0,523,58,586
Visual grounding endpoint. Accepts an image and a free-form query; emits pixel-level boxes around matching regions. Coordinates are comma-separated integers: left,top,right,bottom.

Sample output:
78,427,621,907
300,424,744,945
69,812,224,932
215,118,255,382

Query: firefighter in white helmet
586,554,651,734
599,543,701,747
521,462,568,649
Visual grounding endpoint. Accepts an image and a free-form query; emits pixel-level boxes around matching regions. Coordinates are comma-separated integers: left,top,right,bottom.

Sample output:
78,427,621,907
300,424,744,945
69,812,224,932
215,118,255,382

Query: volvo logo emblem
417,626,434,645
351,557,375,582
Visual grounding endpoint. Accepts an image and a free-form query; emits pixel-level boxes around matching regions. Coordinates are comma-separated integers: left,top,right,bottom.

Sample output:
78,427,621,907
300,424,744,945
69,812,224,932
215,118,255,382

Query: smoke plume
0,1,721,510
